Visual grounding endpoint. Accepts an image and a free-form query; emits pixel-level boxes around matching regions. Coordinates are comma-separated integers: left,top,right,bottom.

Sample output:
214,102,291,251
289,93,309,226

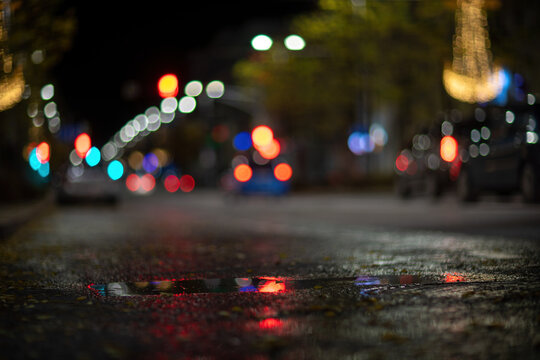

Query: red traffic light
157,74,179,98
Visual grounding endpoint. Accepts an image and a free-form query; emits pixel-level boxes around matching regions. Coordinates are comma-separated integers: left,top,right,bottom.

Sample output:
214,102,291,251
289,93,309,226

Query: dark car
455,103,540,202
394,118,462,199
54,164,121,204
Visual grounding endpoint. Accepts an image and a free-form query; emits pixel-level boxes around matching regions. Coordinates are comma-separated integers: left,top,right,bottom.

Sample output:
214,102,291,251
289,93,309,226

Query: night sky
52,1,317,145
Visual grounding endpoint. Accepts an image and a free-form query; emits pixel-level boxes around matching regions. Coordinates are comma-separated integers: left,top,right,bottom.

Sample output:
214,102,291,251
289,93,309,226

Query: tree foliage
234,0,454,144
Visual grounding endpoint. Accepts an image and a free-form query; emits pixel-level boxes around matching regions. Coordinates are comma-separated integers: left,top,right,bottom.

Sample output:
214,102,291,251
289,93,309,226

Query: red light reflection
258,277,286,293
444,272,466,283
259,318,283,330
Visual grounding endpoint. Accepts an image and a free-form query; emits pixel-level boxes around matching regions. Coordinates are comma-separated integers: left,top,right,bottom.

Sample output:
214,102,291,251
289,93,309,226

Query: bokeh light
74,133,91,158
28,148,41,170
251,34,273,51
252,125,273,148
233,132,252,151
234,164,252,182
284,34,305,51
161,97,178,114
164,175,180,193
126,174,140,192
40,84,54,101
140,174,156,192
348,131,374,155
157,74,179,98
395,154,409,172
69,149,83,166
36,142,50,164
128,151,144,170
178,96,196,113
44,102,57,118
37,161,49,177
259,138,280,160
185,81,203,97
85,147,101,167
440,136,458,162
142,153,159,173
107,160,124,181
206,81,225,99
179,175,195,192
274,163,292,182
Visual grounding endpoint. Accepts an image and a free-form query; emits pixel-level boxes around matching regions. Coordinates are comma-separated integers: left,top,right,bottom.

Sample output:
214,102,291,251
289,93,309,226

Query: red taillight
440,136,458,162
395,154,409,172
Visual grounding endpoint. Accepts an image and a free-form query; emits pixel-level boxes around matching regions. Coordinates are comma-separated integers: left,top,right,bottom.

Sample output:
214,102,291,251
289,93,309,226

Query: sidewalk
0,191,54,240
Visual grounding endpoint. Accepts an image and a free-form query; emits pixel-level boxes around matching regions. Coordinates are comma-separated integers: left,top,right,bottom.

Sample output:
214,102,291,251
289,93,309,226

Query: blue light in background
85,147,101,167
29,148,41,170
348,131,374,155
37,161,50,178
233,132,252,151
142,153,159,173
107,160,124,180
491,68,511,106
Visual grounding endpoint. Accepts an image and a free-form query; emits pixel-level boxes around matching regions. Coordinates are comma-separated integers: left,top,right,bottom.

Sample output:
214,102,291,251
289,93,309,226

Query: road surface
1,190,539,359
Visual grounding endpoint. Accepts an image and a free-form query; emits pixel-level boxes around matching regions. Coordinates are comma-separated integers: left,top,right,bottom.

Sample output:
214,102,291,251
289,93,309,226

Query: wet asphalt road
1,190,540,359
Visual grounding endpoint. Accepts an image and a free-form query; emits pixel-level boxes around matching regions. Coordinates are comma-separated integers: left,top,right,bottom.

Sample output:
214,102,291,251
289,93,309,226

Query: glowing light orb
142,153,159,173
233,132,252,151
40,84,54,101
206,81,225,99
29,148,41,170
184,81,203,97
251,125,273,148
178,96,196,113
36,142,50,164
259,138,280,160
126,174,140,192
179,175,195,192
140,174,156,192
395,154,409,172
251,34,273,51
157,74,179,98
164,175,180,193
233,164,252,182
273,163,292,182
440,136,458,163
74,133,91,158
284,35,305,51
85,147,101,167
107,160,124,181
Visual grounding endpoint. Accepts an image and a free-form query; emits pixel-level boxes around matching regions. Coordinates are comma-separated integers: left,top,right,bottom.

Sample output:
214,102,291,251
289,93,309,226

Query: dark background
52,1,317,145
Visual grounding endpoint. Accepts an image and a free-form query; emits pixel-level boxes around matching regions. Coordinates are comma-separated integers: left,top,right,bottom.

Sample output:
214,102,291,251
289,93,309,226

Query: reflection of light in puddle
259,318,282,330
443,272,466,283
88,274,469,297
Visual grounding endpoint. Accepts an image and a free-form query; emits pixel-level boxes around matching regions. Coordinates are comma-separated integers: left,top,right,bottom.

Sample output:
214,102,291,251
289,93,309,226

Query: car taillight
395,154,409,172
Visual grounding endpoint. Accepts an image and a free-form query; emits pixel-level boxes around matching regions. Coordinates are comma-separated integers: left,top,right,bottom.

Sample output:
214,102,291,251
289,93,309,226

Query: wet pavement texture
1,191,540,359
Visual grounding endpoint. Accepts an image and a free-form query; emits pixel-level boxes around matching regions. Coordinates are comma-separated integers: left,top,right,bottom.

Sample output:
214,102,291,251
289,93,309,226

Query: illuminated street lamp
284,35,305,51
251,34,273,51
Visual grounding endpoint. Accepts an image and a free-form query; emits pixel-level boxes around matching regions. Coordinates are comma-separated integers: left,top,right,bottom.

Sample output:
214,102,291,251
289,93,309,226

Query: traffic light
158,74,179,98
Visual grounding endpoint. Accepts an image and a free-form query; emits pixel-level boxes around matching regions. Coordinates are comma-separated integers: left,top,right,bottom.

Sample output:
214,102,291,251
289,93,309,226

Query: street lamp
284,35,305,51
251,34,273,51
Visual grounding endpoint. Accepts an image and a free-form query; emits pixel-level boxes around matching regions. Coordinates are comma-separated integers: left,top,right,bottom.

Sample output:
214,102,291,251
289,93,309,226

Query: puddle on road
88,273,467,297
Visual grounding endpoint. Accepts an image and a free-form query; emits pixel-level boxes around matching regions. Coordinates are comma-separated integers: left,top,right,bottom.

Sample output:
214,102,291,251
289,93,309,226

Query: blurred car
227,161,291,197
455,103,540,202
54,164,121,204
394,121,461,199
